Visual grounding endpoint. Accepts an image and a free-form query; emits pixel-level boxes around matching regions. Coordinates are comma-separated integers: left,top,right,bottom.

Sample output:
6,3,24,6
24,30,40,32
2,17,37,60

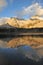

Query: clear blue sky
0,0,43,18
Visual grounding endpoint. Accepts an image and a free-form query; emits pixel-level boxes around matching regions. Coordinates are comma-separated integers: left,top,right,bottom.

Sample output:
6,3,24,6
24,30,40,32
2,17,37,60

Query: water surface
0,36,43,65
0,36,43,48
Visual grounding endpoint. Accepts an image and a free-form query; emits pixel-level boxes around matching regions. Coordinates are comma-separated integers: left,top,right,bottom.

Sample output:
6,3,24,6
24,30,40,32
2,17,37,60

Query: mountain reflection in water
0,36,43,48
0,36,43,65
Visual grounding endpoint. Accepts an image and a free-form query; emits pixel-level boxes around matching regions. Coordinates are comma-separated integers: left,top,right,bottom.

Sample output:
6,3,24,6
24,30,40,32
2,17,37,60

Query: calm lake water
0,36,43,65
0,36,43,48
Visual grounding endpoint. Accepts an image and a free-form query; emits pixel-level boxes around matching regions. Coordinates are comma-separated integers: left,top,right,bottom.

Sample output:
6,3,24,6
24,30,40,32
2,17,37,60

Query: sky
0,0,43,19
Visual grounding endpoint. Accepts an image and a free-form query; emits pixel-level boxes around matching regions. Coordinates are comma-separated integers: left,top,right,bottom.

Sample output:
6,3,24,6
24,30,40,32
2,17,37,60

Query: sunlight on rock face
0,15,43,28
7,17,43,28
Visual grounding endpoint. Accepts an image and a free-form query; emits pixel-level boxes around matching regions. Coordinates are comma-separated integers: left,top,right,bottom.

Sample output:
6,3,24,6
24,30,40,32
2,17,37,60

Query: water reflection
0,36,43,64
0,46,38,65
0,36,43,48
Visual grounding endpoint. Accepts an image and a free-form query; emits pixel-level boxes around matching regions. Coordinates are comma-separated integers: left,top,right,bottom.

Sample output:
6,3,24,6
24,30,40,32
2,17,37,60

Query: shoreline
0,33,43,37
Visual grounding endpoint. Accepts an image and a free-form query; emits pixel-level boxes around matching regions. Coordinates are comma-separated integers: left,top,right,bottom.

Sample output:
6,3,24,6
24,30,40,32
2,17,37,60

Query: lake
0,36,43,48
0,36,43,65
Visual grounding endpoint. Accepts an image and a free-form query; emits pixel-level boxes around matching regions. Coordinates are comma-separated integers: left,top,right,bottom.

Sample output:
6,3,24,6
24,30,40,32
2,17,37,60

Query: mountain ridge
0,16,43,28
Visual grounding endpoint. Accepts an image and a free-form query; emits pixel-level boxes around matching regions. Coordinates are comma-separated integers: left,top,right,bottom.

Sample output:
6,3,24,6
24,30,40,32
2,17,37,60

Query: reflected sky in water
0,46,38,65
0,36,43,64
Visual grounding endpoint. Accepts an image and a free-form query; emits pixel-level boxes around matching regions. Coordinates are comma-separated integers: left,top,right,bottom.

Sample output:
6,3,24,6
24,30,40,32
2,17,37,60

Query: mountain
0,16,43,28
5,16,43,28
0,23,14,28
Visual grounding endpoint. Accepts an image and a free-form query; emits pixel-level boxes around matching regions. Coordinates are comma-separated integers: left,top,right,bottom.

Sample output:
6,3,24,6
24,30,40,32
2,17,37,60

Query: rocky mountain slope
0,16,43,28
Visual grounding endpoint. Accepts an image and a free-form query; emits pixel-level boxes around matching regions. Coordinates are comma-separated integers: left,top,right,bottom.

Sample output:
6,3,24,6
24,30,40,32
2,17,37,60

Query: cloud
0,0,8,11
16,3,43,18
0,0,13,11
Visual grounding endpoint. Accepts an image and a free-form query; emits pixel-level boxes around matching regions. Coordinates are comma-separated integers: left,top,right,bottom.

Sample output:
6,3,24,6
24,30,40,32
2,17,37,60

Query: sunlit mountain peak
0,16,43,28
